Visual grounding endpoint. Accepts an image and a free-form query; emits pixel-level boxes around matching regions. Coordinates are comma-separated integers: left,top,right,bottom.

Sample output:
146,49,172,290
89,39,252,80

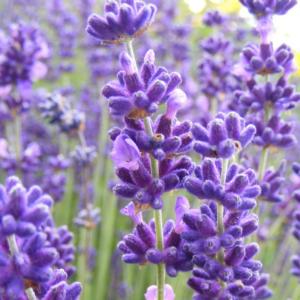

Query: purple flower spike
182,200,270,298
192,112,256,159
86,0,157,44
0,177,53,239
111,127,193,209
0,23,49,96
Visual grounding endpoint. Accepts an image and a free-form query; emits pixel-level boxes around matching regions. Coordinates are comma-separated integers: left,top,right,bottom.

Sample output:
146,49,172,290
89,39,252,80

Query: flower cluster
260,160,286,203
234,77,300,115
87,0,156,44
252,115,296,149
241,43,294,76
240,0,297,18
118,199,193,276
102,50,184,119
184,208,271,299
40,93,85,134
0,23,49,90
0,176,80,299
185,158,260,211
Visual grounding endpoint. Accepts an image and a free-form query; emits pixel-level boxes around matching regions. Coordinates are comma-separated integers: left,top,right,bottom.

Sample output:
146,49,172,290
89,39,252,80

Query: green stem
144,117,165,300
7,235,37,300
258,147,269,182
126,40,138,72
217,159,229,265
14,114,22,160
25,288,37,300
210,97,218,117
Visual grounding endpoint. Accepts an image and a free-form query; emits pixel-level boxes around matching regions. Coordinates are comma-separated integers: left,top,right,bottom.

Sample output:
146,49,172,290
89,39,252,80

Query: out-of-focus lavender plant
0,176,81,299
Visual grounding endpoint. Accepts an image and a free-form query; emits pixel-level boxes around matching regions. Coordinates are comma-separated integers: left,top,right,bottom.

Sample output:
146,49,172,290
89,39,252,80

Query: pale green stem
258,147,269,182
126,40,138,72
144,117,165,300
77,130,93,297
210,96,218,117
217,159,229,266
7,235,37,300
14,114,22,160
127,38,165,300
25,288,37,300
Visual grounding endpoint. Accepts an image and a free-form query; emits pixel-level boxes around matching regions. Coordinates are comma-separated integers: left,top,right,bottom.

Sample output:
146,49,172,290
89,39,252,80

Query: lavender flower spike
86,0,157,44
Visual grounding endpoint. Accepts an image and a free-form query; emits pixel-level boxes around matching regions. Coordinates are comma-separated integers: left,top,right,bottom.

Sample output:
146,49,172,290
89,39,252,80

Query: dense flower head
239,0,297,18
252,114,296,149
192,112,256,159
0,176,53,239
234,77,300,114
118,199,193,276
40,94,85,134
71,145,97,168
182,203,272,299
0,23,49,91
86,0,157,44
198,41,241,101
0,141,41,175
111,133,193,209
102,49,185,119
0,176,79,298
202,10,226,27
184,158,261,211
260,160,286,203
241,43,295,76
42,155,69,202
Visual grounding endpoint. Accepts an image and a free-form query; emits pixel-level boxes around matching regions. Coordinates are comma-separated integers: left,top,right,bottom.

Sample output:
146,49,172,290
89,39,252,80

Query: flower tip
166,89,187,118
145,284,175,300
